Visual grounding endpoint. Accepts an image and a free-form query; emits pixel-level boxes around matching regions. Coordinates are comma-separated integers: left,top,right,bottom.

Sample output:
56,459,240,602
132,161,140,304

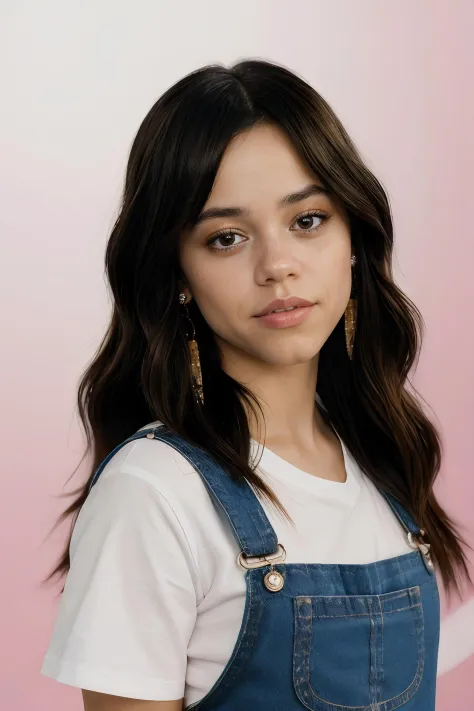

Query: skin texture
83,122,353,710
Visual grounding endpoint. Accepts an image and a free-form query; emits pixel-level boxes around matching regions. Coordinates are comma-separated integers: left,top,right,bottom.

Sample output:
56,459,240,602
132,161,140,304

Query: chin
254,344,321,367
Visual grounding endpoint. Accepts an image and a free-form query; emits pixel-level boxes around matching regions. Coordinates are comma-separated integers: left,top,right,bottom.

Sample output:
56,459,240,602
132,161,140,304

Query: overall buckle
237,544,287,592
407,529,434,570
237,544,286,570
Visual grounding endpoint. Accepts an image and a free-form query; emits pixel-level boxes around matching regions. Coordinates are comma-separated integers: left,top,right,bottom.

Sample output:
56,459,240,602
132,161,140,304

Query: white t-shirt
42,422,413,706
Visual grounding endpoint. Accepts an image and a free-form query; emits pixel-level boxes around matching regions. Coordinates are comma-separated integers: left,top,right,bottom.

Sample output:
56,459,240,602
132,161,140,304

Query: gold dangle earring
179,293,204,405
344,254,357,360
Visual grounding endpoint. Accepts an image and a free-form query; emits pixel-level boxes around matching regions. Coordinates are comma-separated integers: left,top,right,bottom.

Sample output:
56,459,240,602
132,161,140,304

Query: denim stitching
378,595,384,705
369,598,376,706
292,587,426,711
379,588,425,710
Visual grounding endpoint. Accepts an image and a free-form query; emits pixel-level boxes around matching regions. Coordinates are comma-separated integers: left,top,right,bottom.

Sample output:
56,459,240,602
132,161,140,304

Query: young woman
42,59,471,711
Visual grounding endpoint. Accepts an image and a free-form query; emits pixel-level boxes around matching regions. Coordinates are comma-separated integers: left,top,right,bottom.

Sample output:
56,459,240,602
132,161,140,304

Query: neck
222,348,329,450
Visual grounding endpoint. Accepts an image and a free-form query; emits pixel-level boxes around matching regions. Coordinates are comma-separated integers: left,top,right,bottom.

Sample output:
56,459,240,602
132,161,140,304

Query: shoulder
91,425,214,520
78,425,240,589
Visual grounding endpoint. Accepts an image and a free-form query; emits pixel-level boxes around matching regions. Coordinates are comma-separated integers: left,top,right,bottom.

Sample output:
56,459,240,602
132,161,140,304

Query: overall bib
90,425,441,711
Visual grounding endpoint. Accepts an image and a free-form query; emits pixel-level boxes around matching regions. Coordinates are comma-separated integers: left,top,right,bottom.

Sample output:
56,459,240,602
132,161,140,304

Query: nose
254,236,300,285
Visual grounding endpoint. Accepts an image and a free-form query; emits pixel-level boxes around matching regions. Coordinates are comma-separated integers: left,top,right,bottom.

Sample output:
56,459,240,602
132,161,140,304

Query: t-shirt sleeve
41,467,200,701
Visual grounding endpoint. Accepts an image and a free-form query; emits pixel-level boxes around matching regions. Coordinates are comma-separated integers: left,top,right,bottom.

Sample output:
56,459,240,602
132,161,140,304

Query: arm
83,690,183,710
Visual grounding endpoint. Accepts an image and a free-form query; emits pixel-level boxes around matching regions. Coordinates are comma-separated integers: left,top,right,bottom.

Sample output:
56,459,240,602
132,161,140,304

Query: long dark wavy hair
51,59,471,598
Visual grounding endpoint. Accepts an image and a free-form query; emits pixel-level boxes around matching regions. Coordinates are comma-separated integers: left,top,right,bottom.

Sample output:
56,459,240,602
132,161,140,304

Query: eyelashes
206,230,246,252
206,210,330,253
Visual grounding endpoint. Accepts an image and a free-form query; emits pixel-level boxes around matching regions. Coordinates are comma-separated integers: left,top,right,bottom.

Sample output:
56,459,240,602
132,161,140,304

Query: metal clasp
407,529,434,569
237,544,286,570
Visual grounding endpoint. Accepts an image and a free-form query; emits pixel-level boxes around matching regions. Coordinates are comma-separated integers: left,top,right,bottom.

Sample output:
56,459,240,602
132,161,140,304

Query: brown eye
207,231,246,252
217,234,238,247
295,214,322,230
290,211,329,233
299,216,314,229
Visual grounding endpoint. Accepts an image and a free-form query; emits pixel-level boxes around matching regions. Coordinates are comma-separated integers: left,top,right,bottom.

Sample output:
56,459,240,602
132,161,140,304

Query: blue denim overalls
90,424,441,710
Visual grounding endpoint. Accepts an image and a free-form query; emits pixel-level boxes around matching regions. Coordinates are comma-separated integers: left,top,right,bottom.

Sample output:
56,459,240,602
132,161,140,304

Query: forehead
207,123,321,208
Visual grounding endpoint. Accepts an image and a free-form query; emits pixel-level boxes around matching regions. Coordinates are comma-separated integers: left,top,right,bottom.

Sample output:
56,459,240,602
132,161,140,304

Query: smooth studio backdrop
1,1,473,709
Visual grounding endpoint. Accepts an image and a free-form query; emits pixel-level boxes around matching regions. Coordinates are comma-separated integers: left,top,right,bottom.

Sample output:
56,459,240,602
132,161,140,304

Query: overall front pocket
293,586,424,711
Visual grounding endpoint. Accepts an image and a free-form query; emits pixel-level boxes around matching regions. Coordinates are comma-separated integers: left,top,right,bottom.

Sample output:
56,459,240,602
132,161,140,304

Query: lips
254,296,314,318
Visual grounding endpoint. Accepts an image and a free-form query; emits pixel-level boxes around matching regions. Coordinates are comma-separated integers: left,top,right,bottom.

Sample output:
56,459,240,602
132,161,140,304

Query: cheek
312,218,352,301
188,262,243,329
320,256,352,316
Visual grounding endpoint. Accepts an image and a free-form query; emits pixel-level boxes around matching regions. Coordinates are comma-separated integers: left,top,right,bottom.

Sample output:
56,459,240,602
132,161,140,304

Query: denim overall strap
89,425,279,559
380,490,422,535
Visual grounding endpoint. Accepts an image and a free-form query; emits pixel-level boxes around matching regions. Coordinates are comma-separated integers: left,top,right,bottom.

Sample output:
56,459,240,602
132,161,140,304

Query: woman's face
179,123,352,370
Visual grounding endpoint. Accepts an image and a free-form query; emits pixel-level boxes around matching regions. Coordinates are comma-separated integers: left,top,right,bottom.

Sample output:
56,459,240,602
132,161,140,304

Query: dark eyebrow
279,183,330,205
193,206,247,227
193,183,330,227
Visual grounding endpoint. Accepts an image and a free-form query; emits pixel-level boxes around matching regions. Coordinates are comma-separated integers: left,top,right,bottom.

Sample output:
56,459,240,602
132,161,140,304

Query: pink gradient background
1,1,472,709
